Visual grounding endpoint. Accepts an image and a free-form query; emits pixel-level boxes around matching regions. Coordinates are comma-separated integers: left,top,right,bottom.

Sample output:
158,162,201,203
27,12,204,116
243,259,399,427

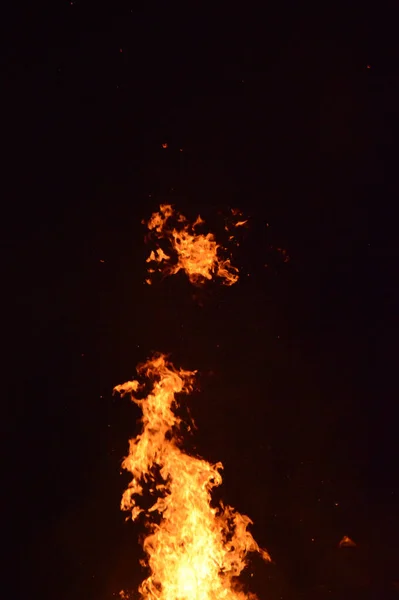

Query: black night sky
3,3,398,599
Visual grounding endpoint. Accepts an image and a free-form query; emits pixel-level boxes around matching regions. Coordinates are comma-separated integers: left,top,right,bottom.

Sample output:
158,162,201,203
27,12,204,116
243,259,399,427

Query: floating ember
144,204,240,286
114,354,270,600
339,535,357,548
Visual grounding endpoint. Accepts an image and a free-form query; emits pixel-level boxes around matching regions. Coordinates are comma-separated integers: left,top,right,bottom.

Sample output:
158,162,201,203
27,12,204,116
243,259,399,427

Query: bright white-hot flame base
114,354,270,600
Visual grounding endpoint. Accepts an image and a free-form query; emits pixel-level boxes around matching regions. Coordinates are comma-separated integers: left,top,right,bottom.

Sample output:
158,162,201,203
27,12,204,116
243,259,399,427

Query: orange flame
114,354,270,600
145,205,239,286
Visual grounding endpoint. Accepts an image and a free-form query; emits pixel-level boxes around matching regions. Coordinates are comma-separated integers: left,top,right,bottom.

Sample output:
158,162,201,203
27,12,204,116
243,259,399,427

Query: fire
222,208,249,247
144,204,239,286
114,354,270,600
339,535,356,548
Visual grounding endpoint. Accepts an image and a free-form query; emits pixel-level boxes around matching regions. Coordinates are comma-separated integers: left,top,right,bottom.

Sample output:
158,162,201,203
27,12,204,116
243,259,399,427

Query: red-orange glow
231,208,243,216
339,535,356,548
275,247,290,263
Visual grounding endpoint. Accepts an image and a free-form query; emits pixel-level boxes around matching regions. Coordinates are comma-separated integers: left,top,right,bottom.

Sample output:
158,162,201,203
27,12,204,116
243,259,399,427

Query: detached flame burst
145,204,240,286
114,354,270,600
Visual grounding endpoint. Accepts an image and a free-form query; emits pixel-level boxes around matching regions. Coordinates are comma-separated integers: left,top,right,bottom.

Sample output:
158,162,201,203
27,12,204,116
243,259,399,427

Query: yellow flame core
145,205,239,286
115,354,270,600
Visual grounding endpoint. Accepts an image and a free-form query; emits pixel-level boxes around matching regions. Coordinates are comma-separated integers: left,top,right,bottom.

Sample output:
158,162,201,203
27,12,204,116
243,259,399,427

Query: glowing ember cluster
144,204,240,286
114,354,270,600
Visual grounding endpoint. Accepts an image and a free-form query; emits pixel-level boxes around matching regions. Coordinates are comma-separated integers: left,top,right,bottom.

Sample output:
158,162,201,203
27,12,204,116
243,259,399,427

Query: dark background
2,2,398,599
